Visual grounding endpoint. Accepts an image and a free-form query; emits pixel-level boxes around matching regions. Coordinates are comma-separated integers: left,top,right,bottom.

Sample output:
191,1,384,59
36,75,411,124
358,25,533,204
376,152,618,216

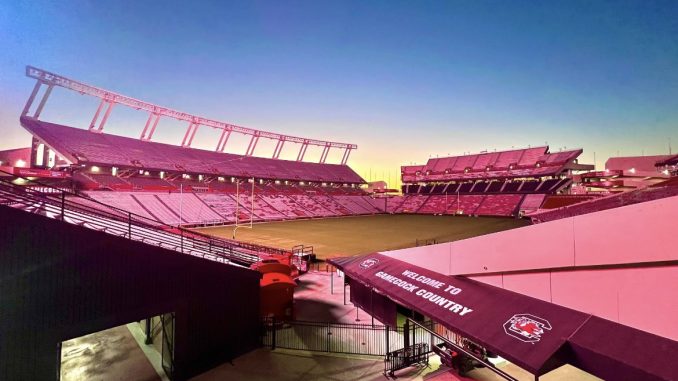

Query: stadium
2,4,678,381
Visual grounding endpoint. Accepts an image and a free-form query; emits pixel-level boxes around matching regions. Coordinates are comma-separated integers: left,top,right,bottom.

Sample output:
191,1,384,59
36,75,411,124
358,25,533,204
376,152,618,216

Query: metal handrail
0,171,293,265
407,318,519,381
1,168,292,254
0,185,248,264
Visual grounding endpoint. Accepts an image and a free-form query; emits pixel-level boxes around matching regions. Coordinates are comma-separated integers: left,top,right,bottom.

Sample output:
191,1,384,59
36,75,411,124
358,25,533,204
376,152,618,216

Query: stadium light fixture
91,166,100,173
15,159,26,167
629,168,636,174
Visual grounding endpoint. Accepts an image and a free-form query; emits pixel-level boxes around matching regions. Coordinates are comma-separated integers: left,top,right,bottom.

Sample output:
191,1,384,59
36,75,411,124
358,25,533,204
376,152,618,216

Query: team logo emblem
359,258,379,269
503,314,552,343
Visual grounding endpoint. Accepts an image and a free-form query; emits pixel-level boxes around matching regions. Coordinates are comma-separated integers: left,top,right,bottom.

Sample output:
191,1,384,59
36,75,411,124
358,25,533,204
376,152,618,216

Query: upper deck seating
22,117,364,184
402,146,582,182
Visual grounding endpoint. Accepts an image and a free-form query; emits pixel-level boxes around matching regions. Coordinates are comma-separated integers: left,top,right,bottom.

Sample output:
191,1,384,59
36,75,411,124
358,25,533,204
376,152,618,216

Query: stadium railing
0,169,292,266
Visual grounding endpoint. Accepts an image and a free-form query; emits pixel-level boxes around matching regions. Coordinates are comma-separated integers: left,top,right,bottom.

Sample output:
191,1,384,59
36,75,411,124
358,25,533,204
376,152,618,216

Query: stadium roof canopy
329,253,678,380
21,117,364,184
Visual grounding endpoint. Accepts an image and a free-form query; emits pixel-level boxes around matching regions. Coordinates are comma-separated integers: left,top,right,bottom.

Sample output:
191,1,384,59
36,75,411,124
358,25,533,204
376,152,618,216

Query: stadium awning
329,254,678,378
566,316,678,381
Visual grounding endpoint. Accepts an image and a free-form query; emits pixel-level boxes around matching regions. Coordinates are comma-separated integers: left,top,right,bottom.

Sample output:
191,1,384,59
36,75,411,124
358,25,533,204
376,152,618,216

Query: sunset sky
1,1,677,187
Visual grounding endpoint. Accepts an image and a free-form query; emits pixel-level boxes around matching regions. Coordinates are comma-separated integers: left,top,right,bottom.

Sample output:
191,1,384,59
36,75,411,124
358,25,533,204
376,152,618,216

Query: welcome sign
331,253,591,376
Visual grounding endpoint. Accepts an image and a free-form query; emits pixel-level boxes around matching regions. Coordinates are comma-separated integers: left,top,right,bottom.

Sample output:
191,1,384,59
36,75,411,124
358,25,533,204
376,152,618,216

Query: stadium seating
331,194,377,214
130,193,183,223
84,192,156,221
309,194,352,216
198,193,248,222
384,196,406,213
518,194,547,213
530,184,678,223
258,194,309,218
454,195,485,215
127,176,175,190
1,181,268,267
157,193,224,224
403,146,582,183
418,195,453,214
475,194,522,216
234,192,287,220
287,194,333,217
395,195,430,213
22,118,364,184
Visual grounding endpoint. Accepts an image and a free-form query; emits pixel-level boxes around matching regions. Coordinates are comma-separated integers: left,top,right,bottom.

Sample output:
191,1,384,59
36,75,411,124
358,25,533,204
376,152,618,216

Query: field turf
195,214,530,260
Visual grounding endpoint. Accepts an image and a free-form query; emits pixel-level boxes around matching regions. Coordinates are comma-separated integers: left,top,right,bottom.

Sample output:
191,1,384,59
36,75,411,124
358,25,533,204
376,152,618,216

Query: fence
261,317,516,380
261,318,440,357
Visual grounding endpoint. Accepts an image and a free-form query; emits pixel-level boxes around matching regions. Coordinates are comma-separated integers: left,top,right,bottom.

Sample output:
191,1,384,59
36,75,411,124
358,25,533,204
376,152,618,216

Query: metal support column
181,122,195,147
272,138,285,159
186,123,199,147
95,101,115,132
33,84,54,119
140,113,154,140
245,134,260,156
216,128,232,152
89,99,106,130
22,80,42,117
341,147,352,165
297,142,309,161
319,144,330,163
343,281,347,305
147,114,161,140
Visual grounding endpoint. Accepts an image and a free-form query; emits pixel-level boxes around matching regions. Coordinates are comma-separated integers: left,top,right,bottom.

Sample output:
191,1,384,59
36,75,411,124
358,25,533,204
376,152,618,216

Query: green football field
195,214,529,260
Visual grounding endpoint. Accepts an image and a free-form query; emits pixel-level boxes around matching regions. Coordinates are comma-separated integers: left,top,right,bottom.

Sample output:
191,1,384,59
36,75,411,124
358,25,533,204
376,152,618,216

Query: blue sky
1,0,677,185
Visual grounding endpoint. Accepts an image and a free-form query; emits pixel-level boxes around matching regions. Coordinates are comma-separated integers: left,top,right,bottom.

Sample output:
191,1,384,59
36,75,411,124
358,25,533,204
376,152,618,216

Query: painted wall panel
380,243,451,272
573,195,678,266
550,269,622,322
616,266,678,340
449,218,575,275
468,274,503,288
502,272,552,303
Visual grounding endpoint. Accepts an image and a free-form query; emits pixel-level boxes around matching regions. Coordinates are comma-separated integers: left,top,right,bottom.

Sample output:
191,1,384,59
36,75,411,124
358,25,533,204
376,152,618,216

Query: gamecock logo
359,258,379,269
503,314,552,343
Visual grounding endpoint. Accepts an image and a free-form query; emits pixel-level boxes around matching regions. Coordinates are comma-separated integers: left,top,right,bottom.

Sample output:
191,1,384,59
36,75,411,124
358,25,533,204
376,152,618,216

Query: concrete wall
382,195,678,340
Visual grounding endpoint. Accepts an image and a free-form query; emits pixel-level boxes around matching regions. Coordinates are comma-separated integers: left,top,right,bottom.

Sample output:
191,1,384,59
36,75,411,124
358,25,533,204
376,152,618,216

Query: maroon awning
330,253,678,378
330,253,589,375
566,316,678,381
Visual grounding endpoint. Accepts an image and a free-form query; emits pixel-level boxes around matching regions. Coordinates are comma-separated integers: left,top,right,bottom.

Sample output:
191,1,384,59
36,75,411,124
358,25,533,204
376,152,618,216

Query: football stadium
1,3,678,381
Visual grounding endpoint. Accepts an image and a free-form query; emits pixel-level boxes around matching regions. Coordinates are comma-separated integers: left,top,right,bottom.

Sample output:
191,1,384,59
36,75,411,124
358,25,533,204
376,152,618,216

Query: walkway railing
261,317,517,381
261,317,407,356
0,170,292,266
